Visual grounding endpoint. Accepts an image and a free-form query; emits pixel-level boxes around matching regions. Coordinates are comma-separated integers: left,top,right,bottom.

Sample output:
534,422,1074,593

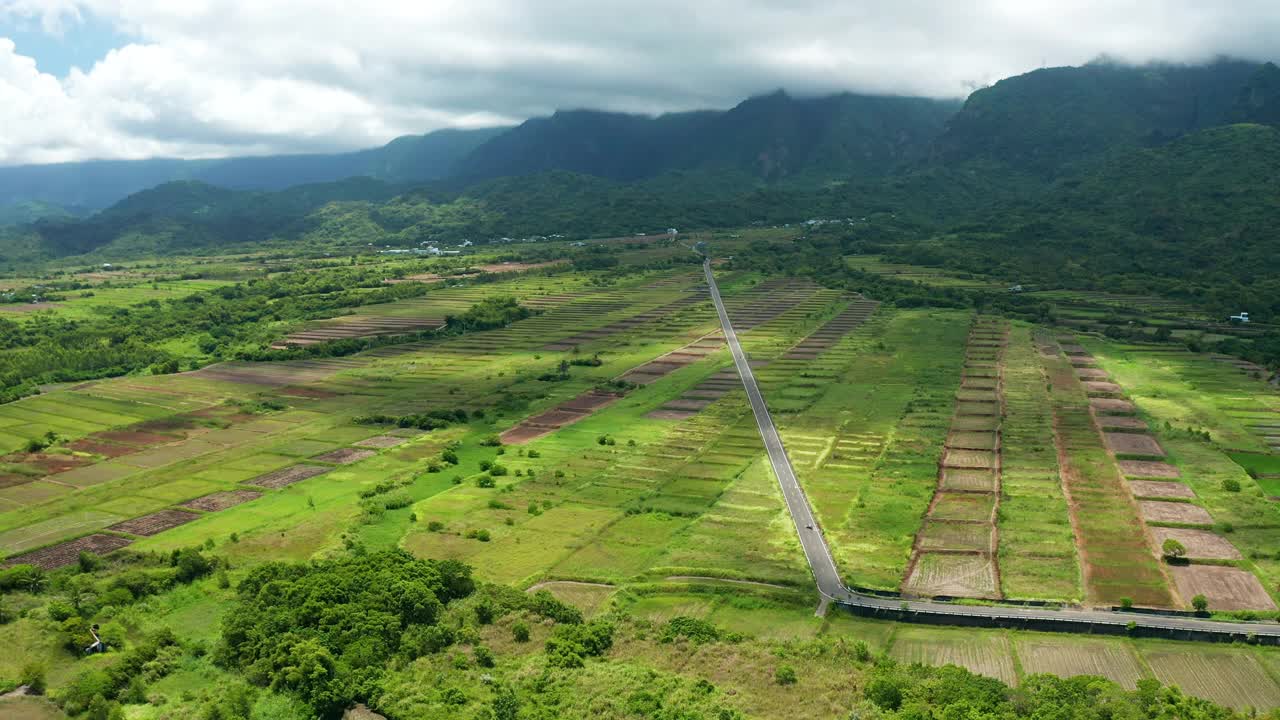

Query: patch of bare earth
1118,460,1181,478
108,509,201,536
1138,501,1213,525
247,464,330,489
313,448,377,464
1128,480,1196,499
1149,528,1240,560
3,534,131,570
1169,565,1277,610
182,490,262,512
1104,433,1165,457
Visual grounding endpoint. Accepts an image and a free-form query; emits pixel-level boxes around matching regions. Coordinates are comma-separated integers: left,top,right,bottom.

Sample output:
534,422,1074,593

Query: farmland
2,233,1280,719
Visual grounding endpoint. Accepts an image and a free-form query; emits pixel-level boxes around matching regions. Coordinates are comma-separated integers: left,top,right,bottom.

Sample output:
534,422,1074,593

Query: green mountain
1230,62,1280,125
934,59,1260,176
0,126,507,212
452,91,960,183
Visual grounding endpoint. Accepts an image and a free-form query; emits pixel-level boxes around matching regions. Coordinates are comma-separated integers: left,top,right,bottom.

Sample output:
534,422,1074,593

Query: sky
1,1,1278,166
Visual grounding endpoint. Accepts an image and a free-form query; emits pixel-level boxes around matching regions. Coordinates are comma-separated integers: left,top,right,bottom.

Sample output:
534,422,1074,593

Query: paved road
702,259,1280,643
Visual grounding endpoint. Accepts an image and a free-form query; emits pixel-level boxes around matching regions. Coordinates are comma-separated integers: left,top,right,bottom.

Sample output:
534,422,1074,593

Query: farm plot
1127,480,1195,499
889,626,1017,684
1046,338,1172,607
1168,565,1276,611
1014,636,1146,689
1104,433,1165,458
1137,501,1213,525
3,534,132,570
107,509,201,536
311,448,377,465
247,465,330,489
181,490,262,512
1148,527,1239,559
1141,644,1280,710
904,318,1006,599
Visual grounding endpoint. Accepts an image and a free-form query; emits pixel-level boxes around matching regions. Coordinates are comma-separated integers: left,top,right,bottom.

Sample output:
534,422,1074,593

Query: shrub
660,616,720,644
0,564,45,593
545,621,614,668
442,450,459,465
527,449,540,458
427,520,445,532
473,645,495,668
479,460,493,471
466,529,492,542
1161,538,1186,561
512,622,530,642
480,435,502,447
476,475,496,488
1192,594,1209,613
1119,597,1134,610
852,640,872,663
77,552,103,573
1222,478,1241,492
489,463,509,477
476,601,495,625
775,665,797,685
20,662,46,694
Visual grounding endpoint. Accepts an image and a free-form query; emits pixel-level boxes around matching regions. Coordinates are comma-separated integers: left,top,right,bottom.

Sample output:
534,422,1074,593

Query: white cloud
0,0,1278,164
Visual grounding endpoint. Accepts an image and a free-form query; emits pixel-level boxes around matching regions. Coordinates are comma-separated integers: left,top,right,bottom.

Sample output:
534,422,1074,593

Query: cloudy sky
1,1,1278,166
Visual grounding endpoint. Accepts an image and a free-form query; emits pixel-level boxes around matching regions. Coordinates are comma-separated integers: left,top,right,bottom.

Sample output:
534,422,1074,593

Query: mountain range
2,58,1280,289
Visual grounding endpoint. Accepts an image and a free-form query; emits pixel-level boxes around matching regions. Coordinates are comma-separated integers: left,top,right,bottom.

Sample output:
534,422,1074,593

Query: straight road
701,259,1280,642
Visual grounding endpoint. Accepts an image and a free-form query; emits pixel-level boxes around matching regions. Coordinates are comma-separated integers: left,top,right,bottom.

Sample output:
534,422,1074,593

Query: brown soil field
108,509,201,536
1074,368,1110,379
1169,565,1277,611
96,429,177,446
1148,527,1240,560
3,534,132,570
247,464,330,489
313,448,377,465
903,553,998,598
0,302,62,313
559,392,620,411
1128,480,1195,499
1069,357,1098,366
10,453,89,475
1090,398,1137,414
942,449,997,469
65,439,138,458
0,474,31,490
182,489,263,512
1105,433,1165,457
353,435,405,449
1083,381,1124,395
278,386,338,398
1138,501,1213,525
1097,416,1149,430
1059,344,1088,355
1118,460,1181,478
940,468,997,492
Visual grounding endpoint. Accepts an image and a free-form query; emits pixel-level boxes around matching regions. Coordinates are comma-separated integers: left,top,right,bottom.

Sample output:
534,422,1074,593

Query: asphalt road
701,259,1280,642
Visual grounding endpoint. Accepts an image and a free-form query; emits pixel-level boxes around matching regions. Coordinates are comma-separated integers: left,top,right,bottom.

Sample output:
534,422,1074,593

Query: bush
476,601,495,625
545,621,614,668
488,464,509,477
1161,538,1186,561
1222,477,1241,492
427,520,445,532
77,551,103,573
1192,594,1209,613
775,665,797,686
47,600,76,622
20,662,46,694
442,450,459,465
1119,597,1134,610
527,449,540,458
476,475,496,488
512,622,530,643
479,460,493,471
852,640,872,662
466,529,492,542
473,645,495,668
0,564,45,593
660,616,720,644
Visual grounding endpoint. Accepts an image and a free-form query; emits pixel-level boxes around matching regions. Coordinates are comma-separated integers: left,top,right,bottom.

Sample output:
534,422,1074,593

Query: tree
1161,538,1186,561
1192,594,1209,613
